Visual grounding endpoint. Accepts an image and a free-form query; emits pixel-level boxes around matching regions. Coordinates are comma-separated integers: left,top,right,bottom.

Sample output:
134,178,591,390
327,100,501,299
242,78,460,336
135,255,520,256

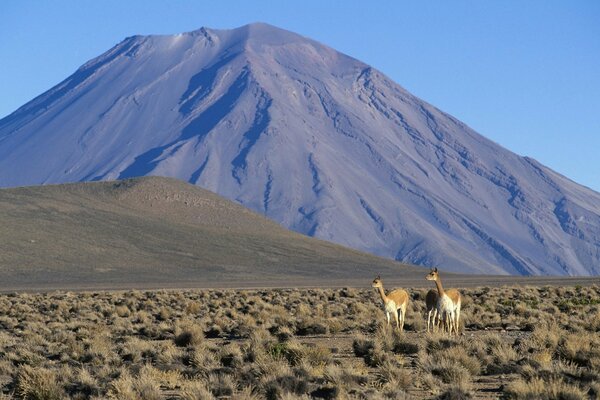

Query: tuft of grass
374,359,411,390
16,365,66,400
174,320,205,347
436,386,473,399
179,380,213,400
504,377,587,400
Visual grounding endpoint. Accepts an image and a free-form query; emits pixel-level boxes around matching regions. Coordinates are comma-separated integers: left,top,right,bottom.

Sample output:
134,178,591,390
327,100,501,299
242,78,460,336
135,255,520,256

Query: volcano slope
0,176,428,291
2,177,600,291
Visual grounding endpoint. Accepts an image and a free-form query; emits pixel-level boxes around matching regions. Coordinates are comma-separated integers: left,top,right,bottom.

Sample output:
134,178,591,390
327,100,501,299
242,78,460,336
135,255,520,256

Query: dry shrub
353,334,390,368
219,343,244,368
348,301,370,316
16,365,66,400
7,345,46,367
352,334,374,359
589,382,600,400
426,333,460,353
120,337,153,363
232,314,258,338
275,326,295,342
487,340,518,374
133,375,162,400
107,370,137,400
296,318,328,336
108,365,175,400
190,344,219,378
155,340,183,365
68,367,100,398
83,330,115,363
325,317,343,334
0,330,16,347
428,358,472,386
115,305,130,317
243,333,272,363
524,321,562,353
436,386,473,399
156,306,172,321
267,340,330,368
255,357,293,384
263,374,309,400
185,301,202,315
323,364,367,390
421,343,475,389
180,380,213,400
208,373,235,398
559,332,600,368
139,364,182,392
374,359,411,390
439,347,480,376
393,336,420,355
234,385,262,400
374,323,395,352
174,320,204,347
504,377,587,400
408,311,427,332
300,344,331,367
587,311,600,332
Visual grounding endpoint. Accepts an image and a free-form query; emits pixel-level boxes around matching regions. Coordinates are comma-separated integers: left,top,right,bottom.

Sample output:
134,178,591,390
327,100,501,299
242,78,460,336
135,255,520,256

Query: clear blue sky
1,1,599,191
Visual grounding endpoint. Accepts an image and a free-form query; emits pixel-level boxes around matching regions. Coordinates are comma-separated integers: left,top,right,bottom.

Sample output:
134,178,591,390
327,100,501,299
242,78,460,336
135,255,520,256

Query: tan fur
446,288,461,305
425,268,462,335
372,276,409,331
388,288,409,308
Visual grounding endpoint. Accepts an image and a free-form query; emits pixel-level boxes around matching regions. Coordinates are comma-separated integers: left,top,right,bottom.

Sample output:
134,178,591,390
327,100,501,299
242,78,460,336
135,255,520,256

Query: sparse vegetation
0,284,597,398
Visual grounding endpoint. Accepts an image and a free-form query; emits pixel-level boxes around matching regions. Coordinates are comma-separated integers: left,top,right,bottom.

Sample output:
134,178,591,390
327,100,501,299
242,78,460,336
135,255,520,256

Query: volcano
1,23,599,275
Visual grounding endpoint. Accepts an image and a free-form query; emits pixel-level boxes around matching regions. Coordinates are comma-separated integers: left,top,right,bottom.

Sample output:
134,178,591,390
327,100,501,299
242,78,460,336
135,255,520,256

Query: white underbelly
385,300,397,313
437,295,454,314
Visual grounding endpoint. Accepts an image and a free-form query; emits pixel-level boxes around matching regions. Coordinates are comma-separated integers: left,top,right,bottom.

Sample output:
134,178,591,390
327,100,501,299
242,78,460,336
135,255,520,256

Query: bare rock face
1,23,599,275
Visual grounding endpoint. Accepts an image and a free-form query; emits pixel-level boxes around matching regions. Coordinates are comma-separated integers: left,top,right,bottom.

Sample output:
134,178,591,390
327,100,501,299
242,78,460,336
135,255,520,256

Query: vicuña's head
372,275,383,288
426,267,439,281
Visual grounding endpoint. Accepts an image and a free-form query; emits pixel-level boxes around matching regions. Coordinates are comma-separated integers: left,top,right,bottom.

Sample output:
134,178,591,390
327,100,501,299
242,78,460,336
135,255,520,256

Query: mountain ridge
1,23,599,276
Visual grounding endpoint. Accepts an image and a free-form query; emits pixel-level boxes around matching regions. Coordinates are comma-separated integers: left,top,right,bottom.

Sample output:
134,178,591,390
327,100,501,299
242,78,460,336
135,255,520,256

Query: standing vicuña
426,268,461,335
372,276,409,331
425,289,439,332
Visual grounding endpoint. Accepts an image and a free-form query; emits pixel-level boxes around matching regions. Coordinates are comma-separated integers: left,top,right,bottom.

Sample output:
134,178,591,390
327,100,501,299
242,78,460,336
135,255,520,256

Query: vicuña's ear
376,275,380,280
434,267,438,272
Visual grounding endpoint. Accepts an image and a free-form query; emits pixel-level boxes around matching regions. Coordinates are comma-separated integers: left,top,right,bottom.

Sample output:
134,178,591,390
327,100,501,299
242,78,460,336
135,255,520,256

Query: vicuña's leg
426,310,431,332
393,309,400,330
386,311,391,326
449,311,456,334
398,308,404,332
455,306,461,335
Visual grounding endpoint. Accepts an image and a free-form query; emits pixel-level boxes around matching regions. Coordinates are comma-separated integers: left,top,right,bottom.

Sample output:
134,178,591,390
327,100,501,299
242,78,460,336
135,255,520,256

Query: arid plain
1,284,599,399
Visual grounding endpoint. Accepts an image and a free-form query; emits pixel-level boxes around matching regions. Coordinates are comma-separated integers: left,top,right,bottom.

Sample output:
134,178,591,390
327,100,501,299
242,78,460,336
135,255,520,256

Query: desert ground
0,281,599,399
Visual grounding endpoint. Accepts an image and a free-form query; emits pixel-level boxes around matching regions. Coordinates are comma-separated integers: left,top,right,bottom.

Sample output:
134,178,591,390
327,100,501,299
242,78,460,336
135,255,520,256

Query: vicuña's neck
434,279,445,297
376,286,387,303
